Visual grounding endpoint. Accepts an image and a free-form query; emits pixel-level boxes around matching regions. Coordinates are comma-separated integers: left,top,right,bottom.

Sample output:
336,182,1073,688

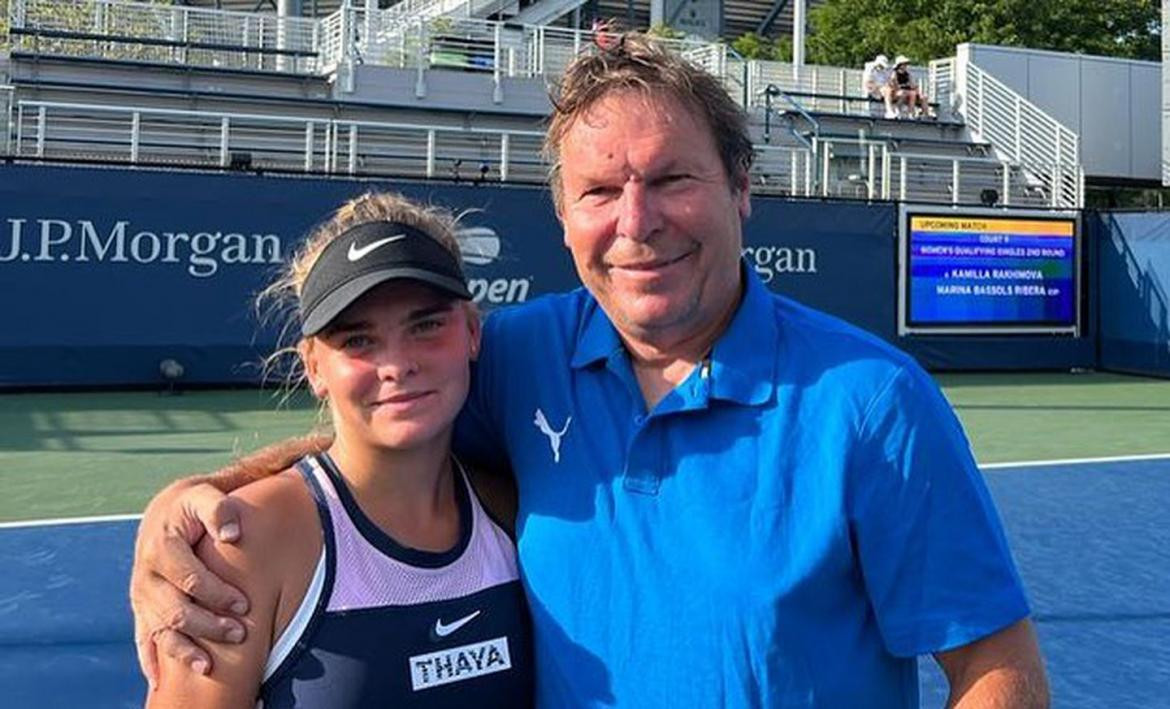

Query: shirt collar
570,291,623,369
707,261,778,405
569,261,778,407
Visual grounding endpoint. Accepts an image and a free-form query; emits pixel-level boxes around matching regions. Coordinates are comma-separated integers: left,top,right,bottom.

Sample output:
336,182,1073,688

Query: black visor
299,221,472,336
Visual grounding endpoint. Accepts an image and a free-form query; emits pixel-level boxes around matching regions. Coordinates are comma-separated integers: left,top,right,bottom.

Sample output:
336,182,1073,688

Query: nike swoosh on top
347,234,406,261
434,609,482,638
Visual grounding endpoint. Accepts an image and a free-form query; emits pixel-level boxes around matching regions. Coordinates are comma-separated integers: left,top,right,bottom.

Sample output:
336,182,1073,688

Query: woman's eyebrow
322,319,369,335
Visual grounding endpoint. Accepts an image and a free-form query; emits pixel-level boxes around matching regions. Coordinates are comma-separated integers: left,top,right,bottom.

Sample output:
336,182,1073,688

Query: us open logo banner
455,225,532,305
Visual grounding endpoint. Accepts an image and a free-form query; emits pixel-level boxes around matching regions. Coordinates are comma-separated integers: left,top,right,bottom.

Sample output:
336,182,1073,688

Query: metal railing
928,57,955,114
6,1,1083,206
12,99,546,180
9,0,320,73
317,6,348,70
1,86,14,155
746,60,933,116
349,16,715,78
783,136,1058,206
10,99,1070,207
951,59,1081,208
8,0,719,83
762,85,819,149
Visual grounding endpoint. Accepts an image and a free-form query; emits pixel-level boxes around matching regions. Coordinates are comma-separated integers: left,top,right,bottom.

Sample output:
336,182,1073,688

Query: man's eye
582,185,618,200
411,318,444,335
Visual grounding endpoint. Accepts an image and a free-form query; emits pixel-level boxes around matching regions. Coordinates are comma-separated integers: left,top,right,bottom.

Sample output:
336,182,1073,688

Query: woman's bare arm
145,469,320,707
131,435,330,685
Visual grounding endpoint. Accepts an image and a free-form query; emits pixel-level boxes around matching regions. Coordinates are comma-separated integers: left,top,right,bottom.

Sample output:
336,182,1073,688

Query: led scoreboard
898,206,1080,335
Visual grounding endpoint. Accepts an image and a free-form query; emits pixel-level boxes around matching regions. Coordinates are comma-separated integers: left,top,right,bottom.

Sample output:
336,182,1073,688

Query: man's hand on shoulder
129,434,330,687
131,477,248,688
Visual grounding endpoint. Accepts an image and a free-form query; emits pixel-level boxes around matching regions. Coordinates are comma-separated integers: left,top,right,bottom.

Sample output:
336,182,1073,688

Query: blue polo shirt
456,265,1029,707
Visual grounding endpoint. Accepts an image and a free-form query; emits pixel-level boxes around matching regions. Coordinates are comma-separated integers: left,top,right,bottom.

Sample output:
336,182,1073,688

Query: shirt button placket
622,413,660,495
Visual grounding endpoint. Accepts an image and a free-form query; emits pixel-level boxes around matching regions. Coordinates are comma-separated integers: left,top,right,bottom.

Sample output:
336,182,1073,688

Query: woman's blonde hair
257,191,465,400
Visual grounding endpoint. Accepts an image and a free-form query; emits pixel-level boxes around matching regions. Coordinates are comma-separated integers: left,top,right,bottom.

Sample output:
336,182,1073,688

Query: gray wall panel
969,47,1029,96
1024,54,1081,132
963,43,1159,181
347,66,552,115
1080,60,1131,177
1131,64,1161,179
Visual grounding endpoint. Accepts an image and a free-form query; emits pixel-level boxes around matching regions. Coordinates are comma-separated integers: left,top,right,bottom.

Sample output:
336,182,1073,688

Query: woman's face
303,280,480,452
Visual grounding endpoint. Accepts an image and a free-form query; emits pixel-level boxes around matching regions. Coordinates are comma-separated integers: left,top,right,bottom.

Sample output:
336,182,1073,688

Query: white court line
980,452,1170,470
0,512,141,530
3,453,1170,529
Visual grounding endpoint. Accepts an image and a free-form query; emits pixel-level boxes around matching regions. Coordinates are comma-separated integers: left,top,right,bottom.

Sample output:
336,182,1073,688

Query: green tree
730,32,793,61
806,0,1160,67
647,23,687,40
1,0,9,51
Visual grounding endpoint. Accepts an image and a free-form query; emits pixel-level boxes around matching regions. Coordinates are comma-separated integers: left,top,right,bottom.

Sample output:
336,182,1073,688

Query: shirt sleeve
847,364,1031,657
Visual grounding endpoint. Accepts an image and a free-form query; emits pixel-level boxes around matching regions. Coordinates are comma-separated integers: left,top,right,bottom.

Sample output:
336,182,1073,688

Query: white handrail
12,98,1072,207
928,58,955,115
0,86,14,156
954,59,1080,208
8,0,731,89
12,0,320,73
13,98,546,180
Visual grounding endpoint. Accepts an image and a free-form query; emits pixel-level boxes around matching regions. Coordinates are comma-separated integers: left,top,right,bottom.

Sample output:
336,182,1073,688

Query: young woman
147,192,533,708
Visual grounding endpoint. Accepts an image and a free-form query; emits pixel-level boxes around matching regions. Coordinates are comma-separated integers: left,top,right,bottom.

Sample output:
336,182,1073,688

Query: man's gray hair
544,31,754,209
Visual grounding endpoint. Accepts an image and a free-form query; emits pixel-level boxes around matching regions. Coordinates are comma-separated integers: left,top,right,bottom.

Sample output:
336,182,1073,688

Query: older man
132,33,1048,707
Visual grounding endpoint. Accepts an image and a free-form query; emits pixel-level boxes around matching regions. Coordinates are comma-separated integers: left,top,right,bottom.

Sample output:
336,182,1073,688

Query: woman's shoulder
198,468,321,595
230,467,316,522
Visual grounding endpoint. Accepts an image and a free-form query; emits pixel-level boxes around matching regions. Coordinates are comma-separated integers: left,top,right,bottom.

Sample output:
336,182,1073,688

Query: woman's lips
370,390,435,409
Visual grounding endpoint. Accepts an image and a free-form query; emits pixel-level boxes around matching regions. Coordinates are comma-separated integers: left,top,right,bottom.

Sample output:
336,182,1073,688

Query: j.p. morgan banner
0,164,894,386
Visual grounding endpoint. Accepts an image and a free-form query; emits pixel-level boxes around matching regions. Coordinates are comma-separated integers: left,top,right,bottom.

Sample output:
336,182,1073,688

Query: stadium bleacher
2,0,1082,207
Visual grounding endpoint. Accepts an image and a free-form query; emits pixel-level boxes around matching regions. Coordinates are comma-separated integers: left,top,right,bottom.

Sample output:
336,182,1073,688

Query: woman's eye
341,334,371,350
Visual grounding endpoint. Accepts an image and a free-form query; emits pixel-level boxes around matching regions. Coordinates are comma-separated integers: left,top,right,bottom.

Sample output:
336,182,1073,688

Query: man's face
556,91,750,347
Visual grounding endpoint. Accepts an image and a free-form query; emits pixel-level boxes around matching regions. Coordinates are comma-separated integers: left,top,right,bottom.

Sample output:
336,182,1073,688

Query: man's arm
146,472,311,709
934,619,1049,708
130,434,330,686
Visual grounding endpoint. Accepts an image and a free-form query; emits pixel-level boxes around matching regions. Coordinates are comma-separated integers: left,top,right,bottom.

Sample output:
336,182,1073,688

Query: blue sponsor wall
1093,211,1170,378
0,163,1134,387
0,164,576,386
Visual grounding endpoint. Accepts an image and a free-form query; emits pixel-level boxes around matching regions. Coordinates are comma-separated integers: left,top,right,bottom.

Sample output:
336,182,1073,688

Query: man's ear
733,169,752,220
551,175,569,246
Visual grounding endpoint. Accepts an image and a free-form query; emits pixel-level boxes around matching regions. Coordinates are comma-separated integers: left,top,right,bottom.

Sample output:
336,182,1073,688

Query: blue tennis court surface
3,457,1168,707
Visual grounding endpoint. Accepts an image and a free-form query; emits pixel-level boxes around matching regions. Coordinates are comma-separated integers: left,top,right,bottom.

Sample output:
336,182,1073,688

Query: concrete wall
959,43,1160,182
346,65,552,116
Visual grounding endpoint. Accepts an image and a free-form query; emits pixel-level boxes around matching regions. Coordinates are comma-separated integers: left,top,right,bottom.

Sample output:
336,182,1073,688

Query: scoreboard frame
897,204,1082,336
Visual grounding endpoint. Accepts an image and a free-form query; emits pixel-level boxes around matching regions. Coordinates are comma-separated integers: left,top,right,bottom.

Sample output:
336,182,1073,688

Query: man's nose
616,182,663,242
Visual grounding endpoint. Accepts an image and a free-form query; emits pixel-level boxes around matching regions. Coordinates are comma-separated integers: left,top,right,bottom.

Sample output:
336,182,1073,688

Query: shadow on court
919,457,1170,707
0,520,141,708
2,459,1168,707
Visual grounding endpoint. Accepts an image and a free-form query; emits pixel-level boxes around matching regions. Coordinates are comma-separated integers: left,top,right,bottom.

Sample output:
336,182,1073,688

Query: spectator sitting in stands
862,54,896,118
889,55,935,119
